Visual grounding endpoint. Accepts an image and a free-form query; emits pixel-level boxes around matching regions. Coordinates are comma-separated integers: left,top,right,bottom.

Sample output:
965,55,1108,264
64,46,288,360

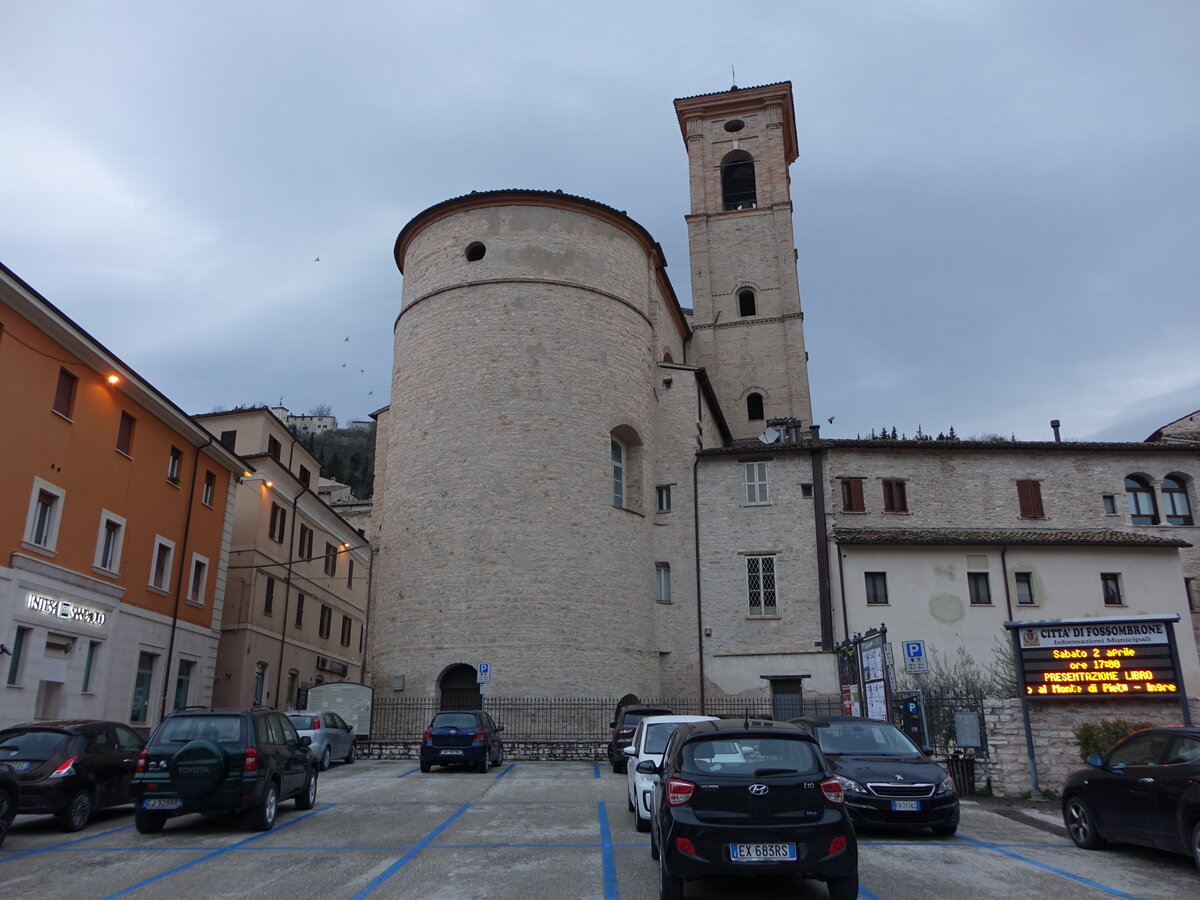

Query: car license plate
8,761,31,771
730,843,796,862
891,800,921,811
143,798,182,810
440,749,463,756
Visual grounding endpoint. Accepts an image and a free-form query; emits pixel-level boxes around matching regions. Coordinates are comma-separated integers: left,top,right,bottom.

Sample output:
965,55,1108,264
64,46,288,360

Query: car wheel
295,768,317,810
826,873,859,900
931,823,958,837
1063,795,1106,850
0,786,16,848
476,756,489,774
250,781,278,831
419,760,432,773
56,788,93,832
628,790,635,812
649,822,660,861
612,761,626,775
134,809,166,834
491,746,503,768
345,741,357,764
635,812,650,833
1189,819,1200,873
319,747,332,771
658,849,683,900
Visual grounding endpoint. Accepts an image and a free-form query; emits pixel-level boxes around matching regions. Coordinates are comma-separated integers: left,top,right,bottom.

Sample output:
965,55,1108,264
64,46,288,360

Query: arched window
738,289,756,317
1163,475,1193,525
1125,475,1158,525
721,150,757,210
252,660,269,706
610,425,643,511
747,393,764,421
611,438,626,507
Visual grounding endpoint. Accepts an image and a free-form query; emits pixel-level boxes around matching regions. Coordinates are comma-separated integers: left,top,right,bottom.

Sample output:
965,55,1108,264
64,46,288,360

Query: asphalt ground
1,760,1196,899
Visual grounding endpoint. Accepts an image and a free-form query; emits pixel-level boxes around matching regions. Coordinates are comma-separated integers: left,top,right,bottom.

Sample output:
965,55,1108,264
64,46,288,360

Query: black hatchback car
0,720,144,832
1061,724,1200,871
791,715,959,836
641,718,858,900
132,707,317,833
0,763,17,847
420,709,504,773
609,704,673,773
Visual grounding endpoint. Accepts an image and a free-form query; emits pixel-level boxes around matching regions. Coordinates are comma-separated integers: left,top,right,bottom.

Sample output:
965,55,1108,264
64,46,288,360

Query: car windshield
682,736,821,776
152,715,246,746
643,723,680,754
815,721,920,757
0,729,70,761
431,713,479,730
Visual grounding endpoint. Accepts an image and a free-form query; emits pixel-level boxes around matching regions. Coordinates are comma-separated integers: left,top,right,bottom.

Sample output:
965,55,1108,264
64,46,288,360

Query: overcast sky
3,1,1197,443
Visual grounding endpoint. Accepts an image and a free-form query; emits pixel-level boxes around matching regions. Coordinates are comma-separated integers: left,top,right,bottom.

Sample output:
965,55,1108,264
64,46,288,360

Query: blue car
420,710,504,773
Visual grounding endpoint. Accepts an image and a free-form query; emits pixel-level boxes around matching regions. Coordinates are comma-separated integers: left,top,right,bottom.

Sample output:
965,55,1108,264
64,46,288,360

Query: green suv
131,707,317,833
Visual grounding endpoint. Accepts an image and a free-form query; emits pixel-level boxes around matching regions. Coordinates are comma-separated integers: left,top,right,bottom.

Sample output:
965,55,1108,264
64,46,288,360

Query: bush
1072,719,1151,762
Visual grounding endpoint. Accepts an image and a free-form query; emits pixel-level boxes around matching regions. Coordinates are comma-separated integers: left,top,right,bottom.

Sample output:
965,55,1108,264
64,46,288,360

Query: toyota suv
131,707,317,833
641,718,858,900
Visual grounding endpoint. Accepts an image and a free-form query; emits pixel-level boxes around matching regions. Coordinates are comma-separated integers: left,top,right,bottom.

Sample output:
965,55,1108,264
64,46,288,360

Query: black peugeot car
791,715,959,836
641,718,858,900
0,720,144,832
1061,724,1200,871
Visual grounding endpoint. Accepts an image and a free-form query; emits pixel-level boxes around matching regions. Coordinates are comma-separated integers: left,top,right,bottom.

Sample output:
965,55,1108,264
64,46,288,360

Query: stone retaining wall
363,740,607,763
983,697,1200,797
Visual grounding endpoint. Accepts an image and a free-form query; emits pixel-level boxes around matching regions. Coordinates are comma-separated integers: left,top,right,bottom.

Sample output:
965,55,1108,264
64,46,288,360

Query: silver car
286,711,357,771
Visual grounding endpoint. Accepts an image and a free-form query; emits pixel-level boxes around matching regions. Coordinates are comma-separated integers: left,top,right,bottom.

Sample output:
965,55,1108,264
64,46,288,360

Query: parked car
131,707,317,833
623,715,718,832
420,710,504,773
608,703,672,773
641,718,858,900
790,715,959,836
286,711,357,771
1061,724,1200,871
0,720,144,832
0,763,17,847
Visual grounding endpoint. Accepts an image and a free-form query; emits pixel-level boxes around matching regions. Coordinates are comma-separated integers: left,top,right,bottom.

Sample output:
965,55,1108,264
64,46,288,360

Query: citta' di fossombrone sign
1015,619,1180,699
26,592,107,627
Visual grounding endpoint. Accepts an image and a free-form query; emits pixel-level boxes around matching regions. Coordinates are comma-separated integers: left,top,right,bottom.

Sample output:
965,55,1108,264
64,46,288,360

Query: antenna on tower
731,65,737,90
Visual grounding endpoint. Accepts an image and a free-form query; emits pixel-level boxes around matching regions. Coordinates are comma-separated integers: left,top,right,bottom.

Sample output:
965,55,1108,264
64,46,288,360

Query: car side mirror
921,746,934,757
609,721,617,729
299,736,312,747
345,724,354,732
623,746,637,757
495,725,504,733
635,759,659,777
1087,753,1104,767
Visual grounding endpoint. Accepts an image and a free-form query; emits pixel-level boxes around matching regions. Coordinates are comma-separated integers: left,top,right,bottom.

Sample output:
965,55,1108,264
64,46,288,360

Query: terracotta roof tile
832,527,1191,548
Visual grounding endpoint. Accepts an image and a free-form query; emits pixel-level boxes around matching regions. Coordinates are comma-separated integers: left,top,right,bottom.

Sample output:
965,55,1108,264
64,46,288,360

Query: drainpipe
360,546,376,683
692,455,707,713
809,425,835,649
158,436,210,721
1000,547,1015,621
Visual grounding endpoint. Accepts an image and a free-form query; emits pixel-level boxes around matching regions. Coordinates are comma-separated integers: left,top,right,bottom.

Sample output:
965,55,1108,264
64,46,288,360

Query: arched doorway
438,663,481,710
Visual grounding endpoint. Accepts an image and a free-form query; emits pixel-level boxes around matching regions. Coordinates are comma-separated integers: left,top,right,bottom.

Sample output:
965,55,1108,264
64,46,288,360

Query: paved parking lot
1,760,1195,899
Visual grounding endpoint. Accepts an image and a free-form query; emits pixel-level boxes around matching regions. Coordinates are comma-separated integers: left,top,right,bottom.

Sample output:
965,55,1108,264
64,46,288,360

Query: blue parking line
597,802,619,900
954,834,1146,899
0,823,134,864
394,766,422,778
593,764,601,779
350,803,472,899
494,762,516,778
99,805,332,899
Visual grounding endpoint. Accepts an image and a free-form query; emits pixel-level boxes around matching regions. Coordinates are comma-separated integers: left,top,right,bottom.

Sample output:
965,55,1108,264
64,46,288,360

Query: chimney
1050,419,1061,442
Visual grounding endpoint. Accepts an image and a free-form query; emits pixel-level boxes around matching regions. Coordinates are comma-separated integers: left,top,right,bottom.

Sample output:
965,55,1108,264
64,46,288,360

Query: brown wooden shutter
1017,480,1044,518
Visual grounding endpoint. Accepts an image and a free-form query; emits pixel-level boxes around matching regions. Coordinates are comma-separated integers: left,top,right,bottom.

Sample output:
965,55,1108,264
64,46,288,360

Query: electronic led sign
1016,620,1180,700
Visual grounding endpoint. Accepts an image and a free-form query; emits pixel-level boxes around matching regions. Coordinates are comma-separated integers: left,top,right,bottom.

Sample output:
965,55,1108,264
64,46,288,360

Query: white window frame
186,552,209,606
656,485,672,513
1102,572,1124,606
1015,572,1035,605
746,554,777,616
611,439,626,507
93,509,127,574
655,562,672,604
167,446,183,483
744,462,770,505
150,535,176,592
202,470,215,507
24,477,66,553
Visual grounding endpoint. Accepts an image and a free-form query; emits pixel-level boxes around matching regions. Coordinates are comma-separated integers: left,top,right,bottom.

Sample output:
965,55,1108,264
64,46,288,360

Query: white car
623,714,719,831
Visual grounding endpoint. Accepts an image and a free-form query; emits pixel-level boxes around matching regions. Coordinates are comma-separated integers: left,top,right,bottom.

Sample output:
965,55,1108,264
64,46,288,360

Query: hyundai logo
748,784,769,795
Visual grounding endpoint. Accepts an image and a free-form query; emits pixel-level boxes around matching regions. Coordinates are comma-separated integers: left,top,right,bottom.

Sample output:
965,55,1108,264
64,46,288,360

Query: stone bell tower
674,82,813,440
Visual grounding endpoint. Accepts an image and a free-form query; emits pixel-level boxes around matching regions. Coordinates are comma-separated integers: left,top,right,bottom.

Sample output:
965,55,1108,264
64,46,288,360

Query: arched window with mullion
1124,475,1159,525
1163,475,1193,525
721,150,757,210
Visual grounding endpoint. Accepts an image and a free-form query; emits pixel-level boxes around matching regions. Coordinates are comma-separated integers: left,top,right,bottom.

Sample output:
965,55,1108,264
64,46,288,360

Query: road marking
349,803,472,899
494,762,516,779
597,802,618,900
954,834,1147,899
0,823,133,864
99,805,332,899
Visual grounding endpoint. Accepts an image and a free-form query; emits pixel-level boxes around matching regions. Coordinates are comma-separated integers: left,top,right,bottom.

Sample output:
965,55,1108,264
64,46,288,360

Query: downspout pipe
809,425,834,649
693,455,706,713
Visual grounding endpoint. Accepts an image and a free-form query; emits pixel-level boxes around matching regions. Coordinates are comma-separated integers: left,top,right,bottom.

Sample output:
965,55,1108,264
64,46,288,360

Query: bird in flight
314,256,320,262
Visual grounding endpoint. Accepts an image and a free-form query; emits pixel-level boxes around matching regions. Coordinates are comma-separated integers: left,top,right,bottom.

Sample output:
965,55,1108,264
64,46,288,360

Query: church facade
368,82,1200,710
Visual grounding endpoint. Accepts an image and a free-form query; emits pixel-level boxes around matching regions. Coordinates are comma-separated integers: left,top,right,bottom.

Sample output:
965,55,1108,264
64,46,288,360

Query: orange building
1,263,244,731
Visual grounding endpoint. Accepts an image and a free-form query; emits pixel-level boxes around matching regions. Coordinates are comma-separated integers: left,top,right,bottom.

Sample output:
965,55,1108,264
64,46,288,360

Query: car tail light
675,837,696,856
423,729,433,743
820,777,845,805
49,756,80,778
310,716,321,730
243,746,259,772
472,729,486,743
829,836,847,855
666,777,696,807
136,748,148,774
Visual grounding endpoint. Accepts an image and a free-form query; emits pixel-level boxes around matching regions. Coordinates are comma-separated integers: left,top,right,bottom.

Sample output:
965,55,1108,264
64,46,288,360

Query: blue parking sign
904,641,924,659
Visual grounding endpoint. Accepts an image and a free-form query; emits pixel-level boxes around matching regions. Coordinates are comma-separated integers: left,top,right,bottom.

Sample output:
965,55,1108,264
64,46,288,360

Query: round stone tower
370,190,677,700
